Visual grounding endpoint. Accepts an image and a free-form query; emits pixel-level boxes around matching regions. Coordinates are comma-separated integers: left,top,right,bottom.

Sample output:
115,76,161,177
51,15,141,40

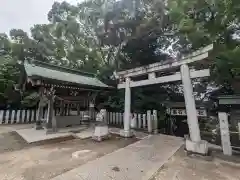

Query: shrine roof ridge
24,61,109,88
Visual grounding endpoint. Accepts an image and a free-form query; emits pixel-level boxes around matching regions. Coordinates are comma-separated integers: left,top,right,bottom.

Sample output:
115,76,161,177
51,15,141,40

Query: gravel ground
0,131,30,153
1,125,239,180
152,147,240,180
0,131,137,180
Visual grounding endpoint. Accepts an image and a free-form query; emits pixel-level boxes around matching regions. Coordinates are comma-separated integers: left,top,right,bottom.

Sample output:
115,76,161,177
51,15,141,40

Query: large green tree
0,33,21,107
1,0,239,110
168,0,240,87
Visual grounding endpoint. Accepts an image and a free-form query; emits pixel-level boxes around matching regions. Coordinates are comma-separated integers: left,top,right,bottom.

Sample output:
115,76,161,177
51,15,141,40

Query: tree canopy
0,0,239,110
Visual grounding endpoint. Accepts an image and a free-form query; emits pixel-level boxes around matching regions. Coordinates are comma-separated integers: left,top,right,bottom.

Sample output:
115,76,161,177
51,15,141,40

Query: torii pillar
117,44,213,154
120,77,133,137
181,64,208,155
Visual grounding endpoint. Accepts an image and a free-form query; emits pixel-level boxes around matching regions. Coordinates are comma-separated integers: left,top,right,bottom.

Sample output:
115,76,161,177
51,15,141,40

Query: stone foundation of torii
115,44,213,155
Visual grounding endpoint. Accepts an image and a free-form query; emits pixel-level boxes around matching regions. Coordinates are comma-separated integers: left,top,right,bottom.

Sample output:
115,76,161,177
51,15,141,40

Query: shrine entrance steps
51,134,183,180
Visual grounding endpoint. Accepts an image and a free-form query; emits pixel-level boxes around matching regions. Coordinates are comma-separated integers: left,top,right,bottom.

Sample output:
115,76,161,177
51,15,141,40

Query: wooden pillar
36,100,43,130
67,103,71,116
89,97,96,121
46,100,52,129
46,96,57,133
36,88,44,130
52,98,57,132
77,104,80,116
64,103,67,116
60,100,64,116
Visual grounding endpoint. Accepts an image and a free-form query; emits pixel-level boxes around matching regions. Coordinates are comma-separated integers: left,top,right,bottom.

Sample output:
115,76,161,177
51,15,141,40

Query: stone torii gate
116,44,213,155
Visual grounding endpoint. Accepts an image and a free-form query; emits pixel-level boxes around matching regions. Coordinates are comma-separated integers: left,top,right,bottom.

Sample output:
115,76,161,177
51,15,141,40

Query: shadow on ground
152,147,240,180
0,131,137,180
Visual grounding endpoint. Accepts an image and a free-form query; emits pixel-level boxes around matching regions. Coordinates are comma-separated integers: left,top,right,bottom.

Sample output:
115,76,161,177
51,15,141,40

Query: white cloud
0,0,81,35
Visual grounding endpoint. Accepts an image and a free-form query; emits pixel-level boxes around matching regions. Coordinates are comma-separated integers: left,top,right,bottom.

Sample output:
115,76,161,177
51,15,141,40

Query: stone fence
0,109,158,133
107,110,158,133
0,109,37,124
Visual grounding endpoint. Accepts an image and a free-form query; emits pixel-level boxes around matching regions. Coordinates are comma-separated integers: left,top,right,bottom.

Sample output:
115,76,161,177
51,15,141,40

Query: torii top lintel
116,44,213,79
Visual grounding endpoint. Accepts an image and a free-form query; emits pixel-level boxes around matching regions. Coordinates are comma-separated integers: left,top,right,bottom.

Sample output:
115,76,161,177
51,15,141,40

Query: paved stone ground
109,127,149,139
0,124,34,134
0,132,137,180
16,128,74,143
1,125,240,180
74,127,95,139
152,147,240,180
51,135,183,180
74,127,149,140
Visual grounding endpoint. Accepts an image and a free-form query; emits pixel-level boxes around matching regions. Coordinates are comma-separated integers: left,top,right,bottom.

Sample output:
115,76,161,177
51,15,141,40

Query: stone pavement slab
0,124,34,134
74,127,95,139
16,128,73,143
51,134,184,180
74,127,149,140
109,127,149,139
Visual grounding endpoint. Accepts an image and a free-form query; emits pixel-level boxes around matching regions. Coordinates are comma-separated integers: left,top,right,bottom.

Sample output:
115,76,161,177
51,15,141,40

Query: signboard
167,108,207,117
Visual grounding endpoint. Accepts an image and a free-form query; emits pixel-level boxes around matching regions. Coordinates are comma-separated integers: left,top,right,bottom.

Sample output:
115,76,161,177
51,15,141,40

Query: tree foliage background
0,0,239,111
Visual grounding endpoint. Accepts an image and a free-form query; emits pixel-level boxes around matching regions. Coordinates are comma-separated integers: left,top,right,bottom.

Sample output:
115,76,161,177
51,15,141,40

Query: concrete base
16,128,72,143
35,125,43,130
120,129,134,138
35,121,43,130
153,129,158,134
92,125,110,142
185,139,208,155
46,128,58,134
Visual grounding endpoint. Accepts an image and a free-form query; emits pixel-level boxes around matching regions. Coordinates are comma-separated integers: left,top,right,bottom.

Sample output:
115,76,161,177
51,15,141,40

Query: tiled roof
24,62,108,88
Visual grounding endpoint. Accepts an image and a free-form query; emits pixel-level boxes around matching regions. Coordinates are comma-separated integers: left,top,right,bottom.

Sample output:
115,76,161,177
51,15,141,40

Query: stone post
153,110,158,134
180,64,208,154
93,109,109,141
131,113,137,129
218,112,232,156
147,110,152,133
120,77,133,137
102,109,107,125
142,114,146,129
238,122,240,140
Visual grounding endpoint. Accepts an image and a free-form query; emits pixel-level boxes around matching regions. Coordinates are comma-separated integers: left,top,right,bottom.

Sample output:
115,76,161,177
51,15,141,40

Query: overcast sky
0,0,80,35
